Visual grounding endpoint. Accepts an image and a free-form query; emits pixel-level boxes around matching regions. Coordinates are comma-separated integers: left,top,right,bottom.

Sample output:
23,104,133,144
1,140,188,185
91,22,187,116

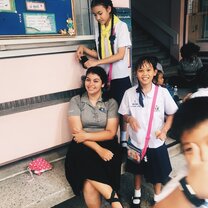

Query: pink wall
0,103,70,165
0,53,85,103
0,52,85,165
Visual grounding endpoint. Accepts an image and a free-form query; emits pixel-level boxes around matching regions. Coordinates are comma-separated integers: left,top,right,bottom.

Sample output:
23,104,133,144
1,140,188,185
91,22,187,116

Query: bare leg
154,183,162,195
153,183,162,202
134,174,142,190
87,179,123,208
132,174,142,205
83,180,101,208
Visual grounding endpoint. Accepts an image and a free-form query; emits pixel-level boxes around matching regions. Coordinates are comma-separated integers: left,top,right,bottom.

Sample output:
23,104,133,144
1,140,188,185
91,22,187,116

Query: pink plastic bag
28,157,52,176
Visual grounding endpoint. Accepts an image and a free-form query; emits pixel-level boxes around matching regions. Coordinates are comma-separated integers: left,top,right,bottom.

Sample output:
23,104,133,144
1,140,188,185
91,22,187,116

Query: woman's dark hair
91,0,116,59
91,0,116,14
80,66,110,101
171,97,208,141
134,56,158,107
180,42,200,60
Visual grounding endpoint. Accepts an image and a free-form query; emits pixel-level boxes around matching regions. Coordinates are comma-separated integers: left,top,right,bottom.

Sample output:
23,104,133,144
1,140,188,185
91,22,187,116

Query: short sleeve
116,22,131,48
163,88,178,115
68,96,81,116
107,98,119,118
118,90,130,115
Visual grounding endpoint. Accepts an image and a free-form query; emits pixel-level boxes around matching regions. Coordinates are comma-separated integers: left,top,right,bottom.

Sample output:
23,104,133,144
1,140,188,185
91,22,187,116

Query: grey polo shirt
68,93,118,132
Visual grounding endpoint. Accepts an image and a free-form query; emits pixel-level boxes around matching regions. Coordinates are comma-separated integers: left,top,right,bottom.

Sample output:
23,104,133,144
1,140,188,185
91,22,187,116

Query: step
54,153,186,208
0,139,181,208
132,34,149,41
132,51,168,62
132,46,161,57
132,39,154,48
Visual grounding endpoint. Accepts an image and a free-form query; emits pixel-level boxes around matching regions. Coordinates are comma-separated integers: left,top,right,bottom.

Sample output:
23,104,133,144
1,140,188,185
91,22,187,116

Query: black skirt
110,76,132,105
126,143,172,184
65,137,122,196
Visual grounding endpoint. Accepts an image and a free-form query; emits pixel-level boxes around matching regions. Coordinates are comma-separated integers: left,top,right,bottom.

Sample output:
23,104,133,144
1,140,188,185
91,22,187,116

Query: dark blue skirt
126,143,172,184
110,76,132,105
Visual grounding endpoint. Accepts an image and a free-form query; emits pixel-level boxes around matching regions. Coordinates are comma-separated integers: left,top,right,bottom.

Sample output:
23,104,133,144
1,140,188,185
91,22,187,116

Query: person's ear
107,6,112,13
154,69,158,76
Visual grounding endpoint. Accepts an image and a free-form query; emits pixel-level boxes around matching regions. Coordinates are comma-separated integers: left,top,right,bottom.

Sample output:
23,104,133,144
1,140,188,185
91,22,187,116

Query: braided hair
91,0,117,59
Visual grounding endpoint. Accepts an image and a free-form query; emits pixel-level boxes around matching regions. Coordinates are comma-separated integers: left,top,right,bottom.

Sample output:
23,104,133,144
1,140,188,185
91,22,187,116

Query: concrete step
0,138,181,208
54,153,186,208
132,39,154,48
133,46,161,56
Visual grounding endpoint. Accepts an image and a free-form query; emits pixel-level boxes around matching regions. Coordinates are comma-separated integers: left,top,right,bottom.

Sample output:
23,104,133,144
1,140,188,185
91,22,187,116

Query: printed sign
0,0,16,12
23,13,57,34
26,1,46,11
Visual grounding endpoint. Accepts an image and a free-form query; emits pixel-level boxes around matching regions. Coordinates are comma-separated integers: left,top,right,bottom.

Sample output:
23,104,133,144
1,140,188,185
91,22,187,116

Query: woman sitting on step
65,66,123,208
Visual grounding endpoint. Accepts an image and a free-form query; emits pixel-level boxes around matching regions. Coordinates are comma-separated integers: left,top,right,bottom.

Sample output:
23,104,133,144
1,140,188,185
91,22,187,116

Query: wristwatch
179,177,205,207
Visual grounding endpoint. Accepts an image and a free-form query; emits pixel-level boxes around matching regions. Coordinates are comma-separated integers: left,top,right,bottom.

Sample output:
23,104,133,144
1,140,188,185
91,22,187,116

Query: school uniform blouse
190,88,208,98
94,20,131,80
118,84,178,149
68,93,118,132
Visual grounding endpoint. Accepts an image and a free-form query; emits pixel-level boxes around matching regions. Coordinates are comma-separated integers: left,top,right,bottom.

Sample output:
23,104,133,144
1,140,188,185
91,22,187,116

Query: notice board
0,0,75,36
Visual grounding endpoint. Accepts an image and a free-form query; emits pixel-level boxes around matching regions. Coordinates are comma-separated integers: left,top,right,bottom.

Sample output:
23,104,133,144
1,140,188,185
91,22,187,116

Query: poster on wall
0,0,16,12
23,13,57,34
25,0,46,11
0,0,76,37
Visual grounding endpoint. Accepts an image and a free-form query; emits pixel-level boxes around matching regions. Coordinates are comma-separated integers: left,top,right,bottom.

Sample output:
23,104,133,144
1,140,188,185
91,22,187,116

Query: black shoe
149,198,156,206
106,190,124,208
131,196,141,208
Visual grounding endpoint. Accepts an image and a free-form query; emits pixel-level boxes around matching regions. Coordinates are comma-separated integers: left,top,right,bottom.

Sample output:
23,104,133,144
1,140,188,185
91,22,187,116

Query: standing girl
76,0,132,148
118,56,178,207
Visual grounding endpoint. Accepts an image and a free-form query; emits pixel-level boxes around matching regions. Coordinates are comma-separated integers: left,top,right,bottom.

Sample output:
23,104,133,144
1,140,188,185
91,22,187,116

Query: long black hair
80,66,110,101
91,0,117,59
134,56,157,107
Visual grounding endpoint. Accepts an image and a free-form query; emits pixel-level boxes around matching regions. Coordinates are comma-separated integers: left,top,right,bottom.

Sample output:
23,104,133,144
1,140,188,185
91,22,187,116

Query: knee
83,180,97,196
83,180,101,207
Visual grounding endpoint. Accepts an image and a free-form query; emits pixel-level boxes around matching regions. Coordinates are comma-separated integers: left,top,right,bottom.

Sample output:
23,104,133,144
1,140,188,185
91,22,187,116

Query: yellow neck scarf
100,15,119,58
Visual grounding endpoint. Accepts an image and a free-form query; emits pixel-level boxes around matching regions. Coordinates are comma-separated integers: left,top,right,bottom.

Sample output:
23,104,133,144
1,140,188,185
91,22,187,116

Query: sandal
107,190,123,207
131,196,141,208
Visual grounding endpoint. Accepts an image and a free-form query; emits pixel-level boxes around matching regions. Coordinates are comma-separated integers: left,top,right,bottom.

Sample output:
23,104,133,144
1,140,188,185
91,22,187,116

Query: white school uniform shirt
118,84,178,149
157,164,208,207
190,88,208,98
94,20,131,80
